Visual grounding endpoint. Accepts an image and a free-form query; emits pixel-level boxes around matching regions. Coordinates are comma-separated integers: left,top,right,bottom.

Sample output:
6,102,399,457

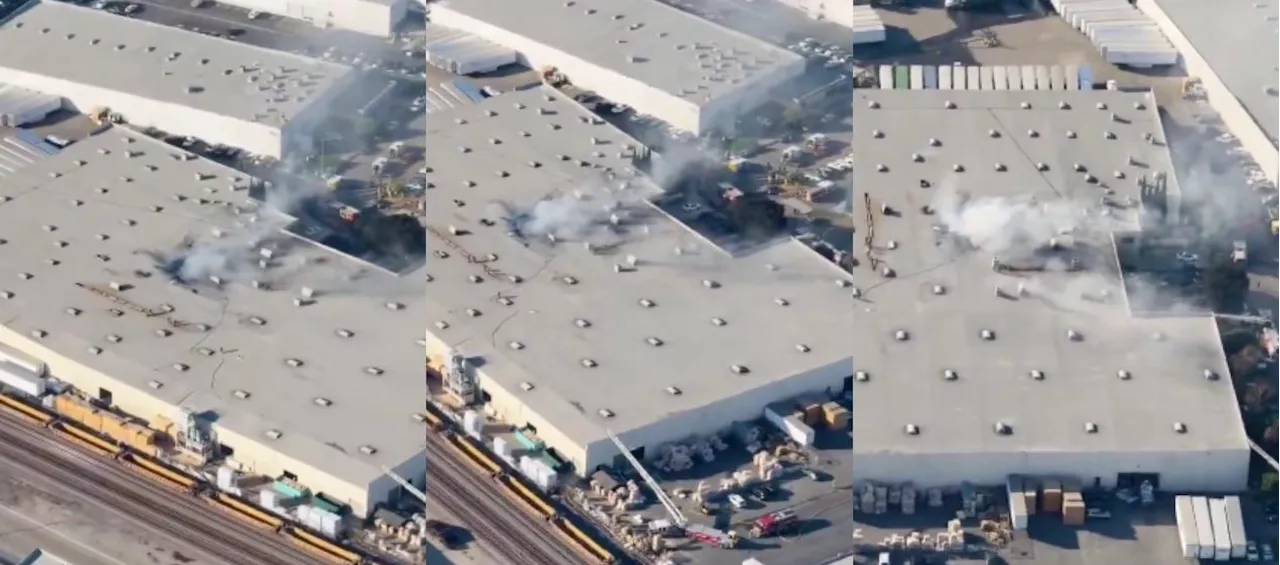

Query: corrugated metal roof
0,129,59,177
0,84,61,127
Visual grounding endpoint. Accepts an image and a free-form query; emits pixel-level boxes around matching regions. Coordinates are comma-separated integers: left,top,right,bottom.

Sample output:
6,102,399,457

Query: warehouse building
0,1,355,158
776,0,856,29
217,0,410,37
428,0,806,134
0,126,426,516
1134,0,1277,185
849,89,1250,493
423,86,852,475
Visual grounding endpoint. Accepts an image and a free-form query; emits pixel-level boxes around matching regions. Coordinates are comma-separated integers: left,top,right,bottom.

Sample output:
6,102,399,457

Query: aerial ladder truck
606,430,739,549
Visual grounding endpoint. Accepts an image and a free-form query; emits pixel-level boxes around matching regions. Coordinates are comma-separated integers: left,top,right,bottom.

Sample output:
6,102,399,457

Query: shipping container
1021,65,1037,90
1192,496,1215,559
938,66,953,90
879,66,894,90
978,66,994,90
0,358,46,397
1006,65,1023,90
894,66,910,89
1064,64,1081,90
1009,493,1028,530
1224,496,1247,558
966,66,981,91
909,65,924,90
1175,495,1199,558
992,65,1008,90
953,65,968,90
1210,498,1231,561
764,404,814,445
923,66,938,90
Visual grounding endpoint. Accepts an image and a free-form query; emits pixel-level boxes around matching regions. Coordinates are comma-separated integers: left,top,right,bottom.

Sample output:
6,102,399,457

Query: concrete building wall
428,9,705,133
853,448,1251,493
0,68,286,157
1134,0,1277,185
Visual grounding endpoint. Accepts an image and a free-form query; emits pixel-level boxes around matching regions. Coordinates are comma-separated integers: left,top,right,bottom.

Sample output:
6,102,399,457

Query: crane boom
381,465,427,504
605,429,687,526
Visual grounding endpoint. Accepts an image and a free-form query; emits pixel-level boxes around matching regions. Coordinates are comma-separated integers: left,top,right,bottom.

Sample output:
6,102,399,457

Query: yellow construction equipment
540,66,568,88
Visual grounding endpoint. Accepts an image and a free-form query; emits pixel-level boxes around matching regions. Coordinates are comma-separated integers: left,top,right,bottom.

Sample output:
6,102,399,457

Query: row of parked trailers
876,64,1094,91
1175,495,1248,561
1050,0,1178,67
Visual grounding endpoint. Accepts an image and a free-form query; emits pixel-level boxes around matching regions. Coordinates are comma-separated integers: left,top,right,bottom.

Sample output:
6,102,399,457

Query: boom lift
606,430,739,549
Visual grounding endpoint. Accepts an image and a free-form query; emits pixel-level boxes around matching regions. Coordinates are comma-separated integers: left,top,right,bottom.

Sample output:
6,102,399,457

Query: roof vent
358,445,378,456
646,337,664,347
795,344,810,353
233,389,251,400
364,366,384,376
1203,369,1219,381
710,317,726,326
581,358,598,368
993,421,1013,435
893,329,909,341
106,334,122,343
665,386,682,396
1173,422,1187,434
979,329,995,341
730,364,749,374
1084,422,1098,433
942,369,958,381
638,298,655,308
148,380,163,389
465,308,481,317
265,429,282,439
1029,369,1045,380
702,279,719,289
904,424,920,436
435,321,449,330
520,382,534,391
574,318,591,328
598,409,614,418
1116,369,1131,380
509,341,525,350
313,397,332,407
853,371,870,382
774,298,790,306
171,363,189,372
285,358,304,368
1066,329,1081,341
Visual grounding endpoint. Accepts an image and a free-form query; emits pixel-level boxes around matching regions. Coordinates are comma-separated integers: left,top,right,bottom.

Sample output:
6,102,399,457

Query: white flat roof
433,0,803,105
0,127,425,487
424,86,851,447
850,89,1248,457
1149,0,1278,145
0,1,351,126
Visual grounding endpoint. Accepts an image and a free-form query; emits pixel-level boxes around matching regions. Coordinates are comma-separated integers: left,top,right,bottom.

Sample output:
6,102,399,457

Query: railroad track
0,411,319,565
425,433,591,565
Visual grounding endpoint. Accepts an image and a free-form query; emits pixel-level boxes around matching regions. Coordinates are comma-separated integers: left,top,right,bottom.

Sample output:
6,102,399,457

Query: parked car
1246,541,1259,562
1086,508,1111,520
727,493,746,509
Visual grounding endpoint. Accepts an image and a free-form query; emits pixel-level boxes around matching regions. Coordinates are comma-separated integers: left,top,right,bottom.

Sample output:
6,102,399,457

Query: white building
218,0,410,38
429,0,806,134
0,127,427,516
849,90,1251,493
0,1,355,158
423,86,852,474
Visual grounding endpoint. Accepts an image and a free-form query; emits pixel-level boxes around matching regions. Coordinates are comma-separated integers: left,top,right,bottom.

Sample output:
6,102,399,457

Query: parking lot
555,393,854,565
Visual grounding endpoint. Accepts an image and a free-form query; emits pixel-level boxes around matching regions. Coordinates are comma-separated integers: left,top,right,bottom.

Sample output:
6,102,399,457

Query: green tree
1261,472,1278,494
356,118,381,150
781,105,806,132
